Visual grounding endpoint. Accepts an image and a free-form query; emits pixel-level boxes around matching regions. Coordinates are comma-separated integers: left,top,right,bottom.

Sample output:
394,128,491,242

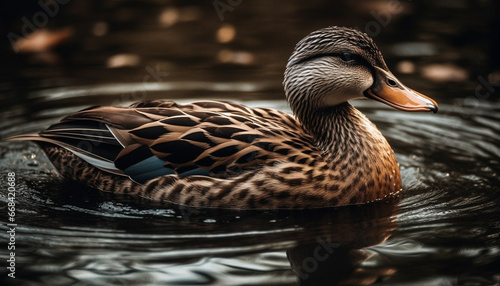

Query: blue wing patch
123,155,175,184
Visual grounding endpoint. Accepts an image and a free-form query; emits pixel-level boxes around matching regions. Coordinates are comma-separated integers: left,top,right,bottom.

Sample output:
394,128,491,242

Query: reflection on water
1,98,499,285
1,0,500,285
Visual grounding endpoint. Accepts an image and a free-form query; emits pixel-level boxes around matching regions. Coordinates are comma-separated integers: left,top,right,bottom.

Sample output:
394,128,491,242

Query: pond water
1,1,500,285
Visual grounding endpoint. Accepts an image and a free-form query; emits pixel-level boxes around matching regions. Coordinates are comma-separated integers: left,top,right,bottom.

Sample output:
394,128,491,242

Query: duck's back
9,100,348,208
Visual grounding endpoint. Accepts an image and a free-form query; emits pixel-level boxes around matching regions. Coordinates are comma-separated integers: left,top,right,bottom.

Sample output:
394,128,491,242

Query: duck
6,26,438,209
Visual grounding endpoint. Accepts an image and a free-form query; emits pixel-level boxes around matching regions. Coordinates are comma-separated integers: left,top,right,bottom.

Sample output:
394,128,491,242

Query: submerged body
6,27,437,209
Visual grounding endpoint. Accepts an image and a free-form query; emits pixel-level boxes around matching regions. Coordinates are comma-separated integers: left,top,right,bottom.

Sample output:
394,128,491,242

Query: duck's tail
5,120,126,176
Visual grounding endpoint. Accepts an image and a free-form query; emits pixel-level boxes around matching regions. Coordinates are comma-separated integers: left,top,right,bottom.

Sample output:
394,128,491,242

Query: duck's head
284,26,438,117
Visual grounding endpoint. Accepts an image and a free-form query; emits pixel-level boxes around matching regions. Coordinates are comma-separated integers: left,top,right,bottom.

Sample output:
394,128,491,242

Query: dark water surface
1,1,500,285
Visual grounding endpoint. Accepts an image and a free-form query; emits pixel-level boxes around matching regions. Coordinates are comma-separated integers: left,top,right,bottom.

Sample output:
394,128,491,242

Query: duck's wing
9,100,318,184
118,100,317,183
5,106,151,177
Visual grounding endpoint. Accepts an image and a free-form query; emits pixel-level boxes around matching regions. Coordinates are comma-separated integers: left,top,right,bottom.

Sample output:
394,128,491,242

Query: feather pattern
72,100,318,183
16,100,321,187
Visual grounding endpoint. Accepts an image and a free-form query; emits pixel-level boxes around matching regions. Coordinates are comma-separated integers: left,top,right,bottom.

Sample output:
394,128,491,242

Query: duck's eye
340,52,354,62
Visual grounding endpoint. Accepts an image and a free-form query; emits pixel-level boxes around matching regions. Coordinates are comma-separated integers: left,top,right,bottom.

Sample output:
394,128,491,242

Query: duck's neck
297,103,369,157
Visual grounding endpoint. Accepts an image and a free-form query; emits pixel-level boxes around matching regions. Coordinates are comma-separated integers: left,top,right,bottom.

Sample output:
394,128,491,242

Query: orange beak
365,66,438,113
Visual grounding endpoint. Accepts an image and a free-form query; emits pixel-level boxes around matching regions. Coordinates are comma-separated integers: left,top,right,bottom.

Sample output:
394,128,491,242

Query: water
1,95,499,285
1,1,500,285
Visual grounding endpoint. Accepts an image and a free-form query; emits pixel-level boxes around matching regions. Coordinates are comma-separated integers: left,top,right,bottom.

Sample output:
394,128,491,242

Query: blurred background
1,1,500,285
0,0,499,116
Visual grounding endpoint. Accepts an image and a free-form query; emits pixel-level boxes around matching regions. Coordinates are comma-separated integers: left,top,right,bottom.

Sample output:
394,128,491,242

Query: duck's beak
365,66,438,113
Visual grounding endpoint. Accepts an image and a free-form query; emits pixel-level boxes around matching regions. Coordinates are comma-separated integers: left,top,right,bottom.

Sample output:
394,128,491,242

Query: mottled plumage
6,27,438,209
